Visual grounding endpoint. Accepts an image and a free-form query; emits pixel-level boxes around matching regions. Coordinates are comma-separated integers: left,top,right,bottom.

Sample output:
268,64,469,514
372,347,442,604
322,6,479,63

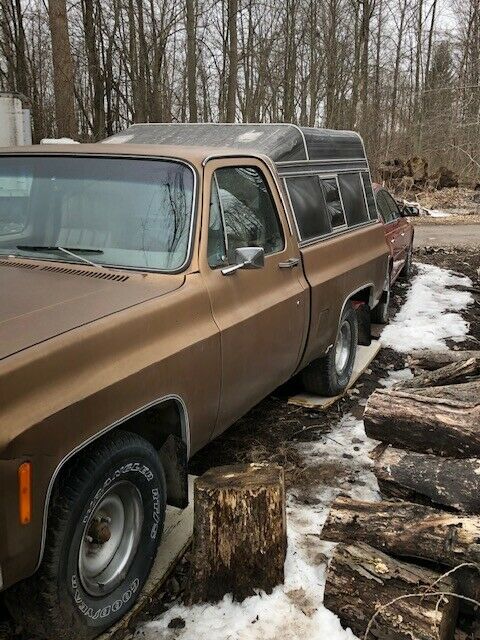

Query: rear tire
302,302,358,397
5,431,166,640
371,288,390,324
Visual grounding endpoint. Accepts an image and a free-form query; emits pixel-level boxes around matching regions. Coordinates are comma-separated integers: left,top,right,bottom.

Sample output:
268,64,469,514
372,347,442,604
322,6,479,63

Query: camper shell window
285,170,376,244
284,176,331,241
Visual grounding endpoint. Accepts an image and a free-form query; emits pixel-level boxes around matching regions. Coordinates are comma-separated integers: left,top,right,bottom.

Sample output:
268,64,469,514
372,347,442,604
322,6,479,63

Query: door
383,190,409,274
376,190,403,280
200,159,309,437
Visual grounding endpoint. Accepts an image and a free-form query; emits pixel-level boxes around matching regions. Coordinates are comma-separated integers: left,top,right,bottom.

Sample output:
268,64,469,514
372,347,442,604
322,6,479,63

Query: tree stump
364,381,480,458
187,463,286,604
324,543,458,640
374,447,480,513
322,497,480,567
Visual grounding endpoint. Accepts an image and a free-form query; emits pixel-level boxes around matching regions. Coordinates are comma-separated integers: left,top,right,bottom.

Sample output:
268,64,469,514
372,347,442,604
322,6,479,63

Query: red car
372,184,415,322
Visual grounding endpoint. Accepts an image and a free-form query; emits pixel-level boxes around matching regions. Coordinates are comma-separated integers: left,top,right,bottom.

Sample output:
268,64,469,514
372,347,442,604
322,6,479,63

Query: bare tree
48,0,77,138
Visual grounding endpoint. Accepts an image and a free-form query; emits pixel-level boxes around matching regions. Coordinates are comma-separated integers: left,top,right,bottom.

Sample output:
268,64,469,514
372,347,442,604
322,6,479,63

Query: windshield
0,155,195,271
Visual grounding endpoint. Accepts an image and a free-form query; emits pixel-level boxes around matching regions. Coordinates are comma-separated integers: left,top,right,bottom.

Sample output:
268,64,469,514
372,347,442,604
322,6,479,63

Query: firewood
407,350,480,372
324,542,458,640
455,566,480,619
393,358,480,390
186,463,286,604
374,447,480,513
322,497,480,567
364,381,480,458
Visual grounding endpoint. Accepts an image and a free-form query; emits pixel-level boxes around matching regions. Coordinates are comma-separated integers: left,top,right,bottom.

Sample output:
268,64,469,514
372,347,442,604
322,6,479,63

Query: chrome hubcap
335,320,352,374
78,481,143,597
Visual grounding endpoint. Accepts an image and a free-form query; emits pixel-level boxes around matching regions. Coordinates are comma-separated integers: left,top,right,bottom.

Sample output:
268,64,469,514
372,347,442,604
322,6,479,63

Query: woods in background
0,0,480,179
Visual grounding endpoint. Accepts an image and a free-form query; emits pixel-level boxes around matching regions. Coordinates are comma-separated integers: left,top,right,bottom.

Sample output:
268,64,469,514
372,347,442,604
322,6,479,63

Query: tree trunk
324,543,458,640
393,357,480,390
48,0,77,138
364,381,480,458
322,497,480,567
187,463,286,604
82,0,104,139
225,0,238,122
374,447,480,513
407,350,480,372
185,0,198,122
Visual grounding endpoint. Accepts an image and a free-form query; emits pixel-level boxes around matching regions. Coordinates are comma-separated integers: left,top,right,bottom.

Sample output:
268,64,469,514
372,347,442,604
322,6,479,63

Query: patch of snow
381,263,473,352
102,134,134,144
295,413,380,503
379,368,414,388
40,137,79,144
428,209,451,218
137,415,380,640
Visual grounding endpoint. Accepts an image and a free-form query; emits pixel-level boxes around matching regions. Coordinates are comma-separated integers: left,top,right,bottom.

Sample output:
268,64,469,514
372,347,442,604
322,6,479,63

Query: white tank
0,92,32,146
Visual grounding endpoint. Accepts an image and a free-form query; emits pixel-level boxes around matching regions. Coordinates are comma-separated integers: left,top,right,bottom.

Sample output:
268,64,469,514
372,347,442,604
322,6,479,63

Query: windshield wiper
17,245,104,268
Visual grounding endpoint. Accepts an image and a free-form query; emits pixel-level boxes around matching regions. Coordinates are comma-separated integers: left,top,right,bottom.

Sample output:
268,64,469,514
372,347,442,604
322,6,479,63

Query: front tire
302,301,358,397
6,431,166,640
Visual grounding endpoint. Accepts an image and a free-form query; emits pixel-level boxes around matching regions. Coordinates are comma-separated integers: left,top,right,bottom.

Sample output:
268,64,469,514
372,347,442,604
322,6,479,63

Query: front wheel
6,431,167,640
302,301,358,397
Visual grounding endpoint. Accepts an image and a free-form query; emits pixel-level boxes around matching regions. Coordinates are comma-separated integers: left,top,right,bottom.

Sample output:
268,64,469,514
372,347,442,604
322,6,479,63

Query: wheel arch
36,394,190,572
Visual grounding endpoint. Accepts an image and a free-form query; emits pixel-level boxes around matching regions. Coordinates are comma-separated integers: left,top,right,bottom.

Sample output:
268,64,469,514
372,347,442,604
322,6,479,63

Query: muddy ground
1,247,479,639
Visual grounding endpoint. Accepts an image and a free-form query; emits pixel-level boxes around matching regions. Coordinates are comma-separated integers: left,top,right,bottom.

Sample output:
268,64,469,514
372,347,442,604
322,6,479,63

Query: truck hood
0,259,184,360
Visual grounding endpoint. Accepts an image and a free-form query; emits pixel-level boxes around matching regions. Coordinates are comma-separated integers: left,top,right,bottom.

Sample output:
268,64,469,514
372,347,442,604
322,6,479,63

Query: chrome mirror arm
221,262,246,276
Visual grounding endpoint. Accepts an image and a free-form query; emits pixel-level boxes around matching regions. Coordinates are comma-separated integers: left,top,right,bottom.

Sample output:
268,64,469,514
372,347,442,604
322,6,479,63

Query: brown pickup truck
0,124,388,639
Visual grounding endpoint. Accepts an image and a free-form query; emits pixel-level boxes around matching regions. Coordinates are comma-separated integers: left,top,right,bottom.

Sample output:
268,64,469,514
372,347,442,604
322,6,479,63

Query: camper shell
105,123,379,247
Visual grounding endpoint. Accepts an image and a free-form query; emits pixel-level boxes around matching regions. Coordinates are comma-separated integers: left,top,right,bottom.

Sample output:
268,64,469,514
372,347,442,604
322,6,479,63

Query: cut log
407,350,480,373
324,542,458,640
186,463,286,604
455,566,480,618
407,155,429,183
393,358,480,390
364,381,480,458
322,497,480,567
375,447,480,513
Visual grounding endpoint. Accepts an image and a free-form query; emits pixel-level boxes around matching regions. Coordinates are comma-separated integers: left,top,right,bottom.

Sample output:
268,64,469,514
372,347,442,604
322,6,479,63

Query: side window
376,190,395,223
285,175,331,241
214,166,284,261
338,173,370,227
320,178,346,228
207,178,227,268
361,173,378,219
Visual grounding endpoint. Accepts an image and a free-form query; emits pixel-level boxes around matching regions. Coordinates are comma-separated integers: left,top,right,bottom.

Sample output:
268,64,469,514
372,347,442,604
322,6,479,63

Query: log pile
322,350,480,639
379,156,459,191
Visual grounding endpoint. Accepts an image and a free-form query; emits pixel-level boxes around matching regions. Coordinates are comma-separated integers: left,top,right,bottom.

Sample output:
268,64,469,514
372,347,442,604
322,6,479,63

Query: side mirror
402,205,419,217
221,246,265,276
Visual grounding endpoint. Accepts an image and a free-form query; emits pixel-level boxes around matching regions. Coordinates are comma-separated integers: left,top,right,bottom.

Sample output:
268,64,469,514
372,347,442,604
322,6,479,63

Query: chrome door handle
279,257,300,268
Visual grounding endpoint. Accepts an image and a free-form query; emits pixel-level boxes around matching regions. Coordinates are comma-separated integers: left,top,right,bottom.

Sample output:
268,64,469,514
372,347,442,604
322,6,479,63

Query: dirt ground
1,246,479,640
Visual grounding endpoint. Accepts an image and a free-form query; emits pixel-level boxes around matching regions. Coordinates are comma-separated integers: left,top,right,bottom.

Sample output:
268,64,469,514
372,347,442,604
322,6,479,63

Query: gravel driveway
414,223,480,248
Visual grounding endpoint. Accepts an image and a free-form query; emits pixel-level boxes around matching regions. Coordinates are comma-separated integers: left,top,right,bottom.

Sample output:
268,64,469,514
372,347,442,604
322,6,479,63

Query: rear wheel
6,431,166,640
302,301,358,397
371,287,390,324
